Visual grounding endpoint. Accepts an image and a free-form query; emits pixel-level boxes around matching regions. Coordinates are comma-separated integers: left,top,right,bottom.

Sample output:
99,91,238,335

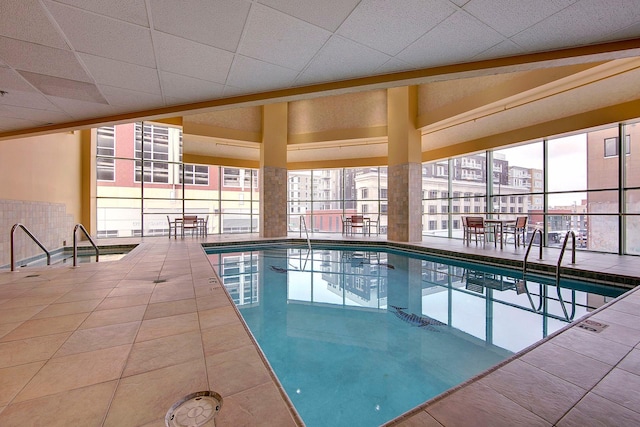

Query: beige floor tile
55,288,112,304
104,359,208,427
557,391,640,427
80,305,147,329
108,283,156,298
0,361,45,406
0,305,47,325
520,342,612,389
122,330,204,377
216,382,298,427
391,410,442,427
551,328,632,365
55,321,140,357
198,305,241,330
196,289,233,311
0,313,88,342
480,359,587,424
135,312,200,342
31,299,103,319
0,295,62,309
201,323,253,357
591,368,640,412
618,348,640,375
149,283,195,304
96,293,151,310
0,380,117,427
0,333,70,369
0,322,20,340
13,344,131,403
205,344,271,397
143,298,197,320
427,381,550,427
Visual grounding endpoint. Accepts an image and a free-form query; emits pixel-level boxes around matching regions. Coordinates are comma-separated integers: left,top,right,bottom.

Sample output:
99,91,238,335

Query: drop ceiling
2,0,640,136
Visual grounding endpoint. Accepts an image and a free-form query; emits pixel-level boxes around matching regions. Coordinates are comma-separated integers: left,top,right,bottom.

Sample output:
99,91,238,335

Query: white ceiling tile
99,85,165,110
0,37,92,83
0,0,69,49
397,10,505,68
153,32,234,84
18,71,108,104
159,71,225,101
44,0,156,67
46,95,119,119
227,55,299,92
338,0,457,56
463,0,577,38
258,0,360,31
52,0,150,26
374,58,415,75
78,53,161,95
0,89,63,111
511,0,640,50
300,36,391,82
238,4,332,71
0,104,72,123
0,67,39,92
150,0,250,52
0,115,44,131
472,40,526,61
221,85,248,97
601,21,640,44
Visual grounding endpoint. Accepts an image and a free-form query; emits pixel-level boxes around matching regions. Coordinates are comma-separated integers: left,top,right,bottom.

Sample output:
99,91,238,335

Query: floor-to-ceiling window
96,122,259,237
423,119,640,255
287,168,388,235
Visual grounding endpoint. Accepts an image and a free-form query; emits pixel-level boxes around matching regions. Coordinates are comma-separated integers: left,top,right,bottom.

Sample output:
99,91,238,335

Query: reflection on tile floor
0,233,638,426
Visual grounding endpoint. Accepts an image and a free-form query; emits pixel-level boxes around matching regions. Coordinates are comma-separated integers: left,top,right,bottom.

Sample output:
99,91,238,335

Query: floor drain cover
166,391,222,427
25,274,40,278
153,279,167,283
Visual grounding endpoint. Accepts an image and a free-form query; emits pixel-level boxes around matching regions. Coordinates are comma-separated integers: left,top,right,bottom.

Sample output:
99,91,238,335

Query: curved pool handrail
11,223,51,271
73,224,99,266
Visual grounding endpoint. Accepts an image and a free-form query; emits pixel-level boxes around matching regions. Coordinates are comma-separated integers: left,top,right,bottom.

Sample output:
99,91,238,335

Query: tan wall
0,131,84,266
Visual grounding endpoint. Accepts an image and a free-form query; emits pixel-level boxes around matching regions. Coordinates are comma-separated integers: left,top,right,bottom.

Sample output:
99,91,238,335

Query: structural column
260,102,288,238
387,86,422,242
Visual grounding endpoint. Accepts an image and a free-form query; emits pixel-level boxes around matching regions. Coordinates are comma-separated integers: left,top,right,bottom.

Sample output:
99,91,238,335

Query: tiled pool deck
1,233,639,426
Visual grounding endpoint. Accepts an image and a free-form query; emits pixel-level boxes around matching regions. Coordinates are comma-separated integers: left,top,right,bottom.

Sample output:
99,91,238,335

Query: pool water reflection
206,245,624,426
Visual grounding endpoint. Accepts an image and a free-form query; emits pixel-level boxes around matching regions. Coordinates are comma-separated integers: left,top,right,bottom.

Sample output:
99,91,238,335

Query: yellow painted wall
0,131,84,222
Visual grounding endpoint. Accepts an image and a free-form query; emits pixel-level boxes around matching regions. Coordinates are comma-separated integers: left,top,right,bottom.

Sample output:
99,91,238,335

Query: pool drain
166,391,222,427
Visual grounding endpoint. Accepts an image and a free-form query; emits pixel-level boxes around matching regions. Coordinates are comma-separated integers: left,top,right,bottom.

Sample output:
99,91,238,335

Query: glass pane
625,215,640,255
586,124,620,190
492,142,543,221
548,133,587,192
586,214,618,252
625,120,640,188
97,158,140,198
626,189,640,214
96,198,141,238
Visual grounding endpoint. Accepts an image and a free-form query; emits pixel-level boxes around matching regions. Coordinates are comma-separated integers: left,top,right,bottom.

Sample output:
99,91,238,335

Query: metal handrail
522,228,543,277
299,216,311,251
555,230,577,321
11,223,51,271
73,224,99,266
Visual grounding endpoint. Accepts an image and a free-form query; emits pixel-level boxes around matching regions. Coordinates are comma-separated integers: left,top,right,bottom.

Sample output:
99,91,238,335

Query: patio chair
367,215,380,235
350,215,365,235
182,215,199,237
465,216,486,245
167,215,177,239
461,216,469,243
503,216,528,247
341,216,351,235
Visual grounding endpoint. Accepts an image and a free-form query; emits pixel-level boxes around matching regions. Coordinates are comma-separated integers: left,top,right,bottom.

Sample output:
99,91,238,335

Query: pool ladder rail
10,223,99,270
519,229,577,321
299,215,311,251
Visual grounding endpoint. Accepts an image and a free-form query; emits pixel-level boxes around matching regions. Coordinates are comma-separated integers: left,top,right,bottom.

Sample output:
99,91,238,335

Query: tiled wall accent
260,166,288,238
388,163,422,242
0,200,75,267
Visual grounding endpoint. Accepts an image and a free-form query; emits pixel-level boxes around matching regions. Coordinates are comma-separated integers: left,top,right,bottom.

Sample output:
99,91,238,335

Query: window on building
181,164,209,185
464,206,470,213
441,205,449,213
441,220,448,229
97,126,115,181
223,168,253,188
134,124,169,183
428,220,437,230
361,188,369,198
604,135,631,157
452,220,459,229
452,205,460,213
380,188,388,198
428,205,436,214
429,190,438,199
441,191,449,198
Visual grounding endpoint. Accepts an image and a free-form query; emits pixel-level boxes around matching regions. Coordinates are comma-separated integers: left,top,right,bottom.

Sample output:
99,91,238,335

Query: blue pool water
206,244,624,426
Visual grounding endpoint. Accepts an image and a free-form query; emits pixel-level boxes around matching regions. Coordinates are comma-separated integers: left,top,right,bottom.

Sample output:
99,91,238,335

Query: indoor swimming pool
206,244,626,426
